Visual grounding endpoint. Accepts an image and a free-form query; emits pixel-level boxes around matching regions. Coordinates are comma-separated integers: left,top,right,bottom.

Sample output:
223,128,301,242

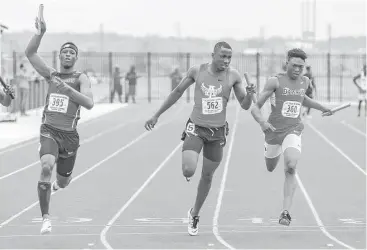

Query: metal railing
1,51,365,115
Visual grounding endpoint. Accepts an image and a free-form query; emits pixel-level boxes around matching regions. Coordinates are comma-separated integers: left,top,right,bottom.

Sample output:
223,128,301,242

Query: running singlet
268,73,309,133
190,63,231,128
42,71,82,131
360,70,366,91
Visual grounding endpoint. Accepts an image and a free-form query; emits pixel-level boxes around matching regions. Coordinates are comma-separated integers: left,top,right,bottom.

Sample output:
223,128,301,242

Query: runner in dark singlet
25,14,94,235
251,48,332,226
144,41,256,236
0,81,14,107
303,65,316,117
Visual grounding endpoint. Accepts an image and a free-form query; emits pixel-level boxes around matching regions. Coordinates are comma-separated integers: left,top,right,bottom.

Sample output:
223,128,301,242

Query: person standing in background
110,66,123,103
125,65,140,103
18,64,30,116
169,66,183,92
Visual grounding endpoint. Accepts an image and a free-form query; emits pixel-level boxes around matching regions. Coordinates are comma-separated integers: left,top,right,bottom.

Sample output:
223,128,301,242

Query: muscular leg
38,135,58,220
191,141,223,217
282,147,300,212
277,134,302,226
182,150,200,179
191,156,220,217
181,132,204,179
38,133,59,235
358,100,362,116
39,153,56,219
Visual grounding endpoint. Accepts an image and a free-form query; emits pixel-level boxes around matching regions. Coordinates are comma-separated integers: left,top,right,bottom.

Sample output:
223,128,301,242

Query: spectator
125,65,140,103
110,66,123,103
17,64,30,116
169,66,183,92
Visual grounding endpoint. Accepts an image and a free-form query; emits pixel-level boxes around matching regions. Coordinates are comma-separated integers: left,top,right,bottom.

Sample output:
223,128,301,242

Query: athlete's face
59,48,78,69
286,57,305,80
212,47,232,71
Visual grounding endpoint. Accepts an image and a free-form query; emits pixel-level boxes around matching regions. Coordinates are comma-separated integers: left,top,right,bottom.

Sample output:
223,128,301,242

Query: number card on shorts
48,93,69,113
202,97,223,115
281,101,301,118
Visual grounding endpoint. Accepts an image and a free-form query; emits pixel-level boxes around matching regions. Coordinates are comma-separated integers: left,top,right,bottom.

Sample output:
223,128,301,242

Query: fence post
52,50,57,70
108,52,113,103
327,53,331,102
12,51,17,78
186,53,191,103
256,52,260,98
11,51,18,113
147,52,151,103
339,55,344,103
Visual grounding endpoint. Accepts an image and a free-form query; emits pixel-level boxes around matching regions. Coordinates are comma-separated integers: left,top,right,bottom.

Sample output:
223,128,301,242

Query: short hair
287,48,307,61
213,41,232,52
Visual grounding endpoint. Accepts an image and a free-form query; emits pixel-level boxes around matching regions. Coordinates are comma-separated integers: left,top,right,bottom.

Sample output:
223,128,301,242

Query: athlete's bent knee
182,150,199,178
265,156,279,172
57,174,72,188
40,155,55,178
182,163,195,178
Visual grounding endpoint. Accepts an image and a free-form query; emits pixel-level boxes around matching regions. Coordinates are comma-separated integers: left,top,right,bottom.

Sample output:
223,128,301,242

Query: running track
0,101,365,249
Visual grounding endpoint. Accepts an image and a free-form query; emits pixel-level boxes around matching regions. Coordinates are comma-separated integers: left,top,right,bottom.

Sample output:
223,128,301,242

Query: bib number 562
206,101,218,110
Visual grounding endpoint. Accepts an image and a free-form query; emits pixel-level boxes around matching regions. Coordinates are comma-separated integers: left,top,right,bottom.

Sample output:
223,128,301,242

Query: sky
0,0,365,40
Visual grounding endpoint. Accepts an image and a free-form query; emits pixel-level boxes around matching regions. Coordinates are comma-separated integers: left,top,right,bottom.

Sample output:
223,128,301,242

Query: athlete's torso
268,73,309,132
360,71,366,90
42,71,82,131
190,64,232,128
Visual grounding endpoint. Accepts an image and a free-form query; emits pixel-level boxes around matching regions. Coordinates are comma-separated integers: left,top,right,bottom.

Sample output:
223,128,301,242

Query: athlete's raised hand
35,5,46,35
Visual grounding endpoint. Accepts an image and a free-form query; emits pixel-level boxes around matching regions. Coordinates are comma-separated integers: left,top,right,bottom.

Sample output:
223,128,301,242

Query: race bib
202,97,223,115
48,93,69,113
281,101,301,118
186,122,197,136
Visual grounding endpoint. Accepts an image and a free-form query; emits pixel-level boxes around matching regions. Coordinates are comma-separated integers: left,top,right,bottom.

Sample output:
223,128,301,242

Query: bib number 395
48,93,69,113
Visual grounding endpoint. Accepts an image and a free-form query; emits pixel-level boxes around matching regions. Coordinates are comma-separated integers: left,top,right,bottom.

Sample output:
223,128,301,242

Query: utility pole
0,23,9,76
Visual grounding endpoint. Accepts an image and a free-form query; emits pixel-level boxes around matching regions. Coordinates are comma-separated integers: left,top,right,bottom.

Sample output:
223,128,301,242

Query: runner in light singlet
144,41,256,236
353,64,366,117
25,13,94,235
251,48,333,226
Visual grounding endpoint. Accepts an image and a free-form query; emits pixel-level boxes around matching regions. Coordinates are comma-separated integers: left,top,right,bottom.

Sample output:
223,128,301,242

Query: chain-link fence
1,51,366,116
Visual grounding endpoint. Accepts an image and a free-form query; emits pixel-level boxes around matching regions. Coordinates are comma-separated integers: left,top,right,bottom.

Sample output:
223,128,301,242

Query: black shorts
181,119,229,162
39,124,80,177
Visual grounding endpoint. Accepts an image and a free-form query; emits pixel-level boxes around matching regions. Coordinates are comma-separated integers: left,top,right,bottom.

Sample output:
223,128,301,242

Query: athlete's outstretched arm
153,66,198,118
302,96,330,114
251,77,278,125
232,70,254,110
53,74,94,110
25,18,55,79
